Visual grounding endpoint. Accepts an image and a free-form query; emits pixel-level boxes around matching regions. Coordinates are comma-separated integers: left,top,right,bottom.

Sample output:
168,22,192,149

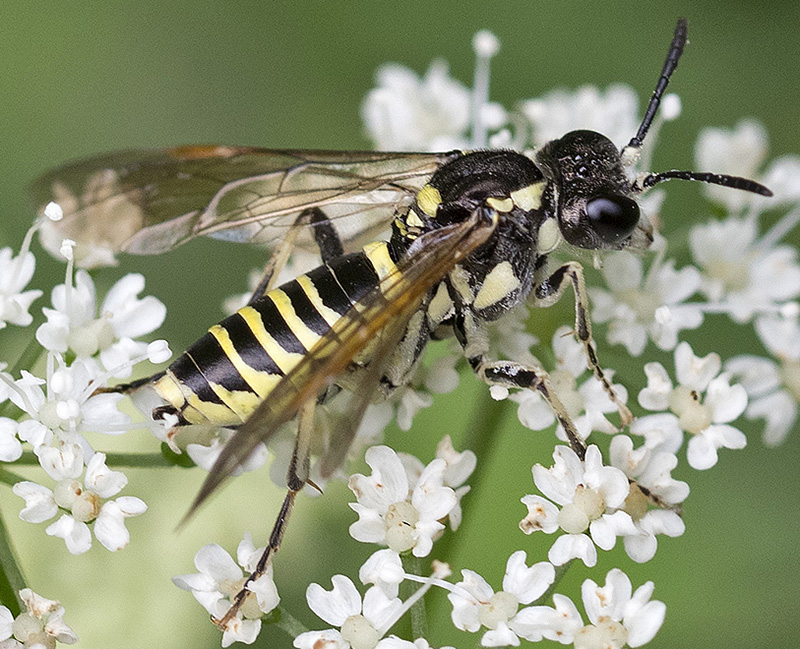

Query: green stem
406,555,427,639
14,451,173,468
434,388,509,564
0,508,26,616
0,467,26,487
534,559,573,606
274,605,308,638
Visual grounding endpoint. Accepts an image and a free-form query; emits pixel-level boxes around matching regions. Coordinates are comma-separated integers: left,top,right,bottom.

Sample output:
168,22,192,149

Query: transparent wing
31,146,456,266
187,208,498,514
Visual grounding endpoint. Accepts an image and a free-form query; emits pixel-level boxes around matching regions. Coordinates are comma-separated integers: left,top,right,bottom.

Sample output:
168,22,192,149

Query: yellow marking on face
486,196,514,212
537,218,562,254
510,182,545,211
363,241,399,281
296,274,342,328
449,266,474,304
417,184,442,217
406,208,425,229
208,324,283,398
427,282,454,324
473,261,521,310
268,289,322,350
238,305,304,374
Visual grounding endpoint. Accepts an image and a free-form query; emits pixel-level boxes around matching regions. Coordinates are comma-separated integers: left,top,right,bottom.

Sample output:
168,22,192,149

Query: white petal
293,629,348,649
46,515,92,554
306,575,362,626
94,501,131,551
502,551,555,604
548,533,596,567
359,549,404,599
12,482,57,523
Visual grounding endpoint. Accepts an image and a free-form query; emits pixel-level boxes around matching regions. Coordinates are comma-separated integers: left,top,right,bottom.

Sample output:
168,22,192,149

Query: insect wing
31,146,455,267
187,208,498,514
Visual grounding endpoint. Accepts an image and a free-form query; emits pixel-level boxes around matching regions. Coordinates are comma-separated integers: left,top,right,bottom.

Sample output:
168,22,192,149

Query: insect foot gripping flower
173,533,279,648
447,551,555,647
348,445,460,557
519,445,636,567
513,569,665,649
637,342,748,470
0,588,78,648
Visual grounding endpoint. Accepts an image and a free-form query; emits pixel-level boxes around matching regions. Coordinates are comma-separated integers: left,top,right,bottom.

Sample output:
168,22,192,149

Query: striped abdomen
152,241,398,425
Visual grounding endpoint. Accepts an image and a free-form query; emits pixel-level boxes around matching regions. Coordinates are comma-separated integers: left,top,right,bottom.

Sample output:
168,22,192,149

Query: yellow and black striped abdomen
152,242,398,426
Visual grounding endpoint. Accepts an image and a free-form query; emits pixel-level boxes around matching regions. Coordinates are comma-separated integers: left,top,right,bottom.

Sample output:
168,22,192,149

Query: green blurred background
1,1,798,648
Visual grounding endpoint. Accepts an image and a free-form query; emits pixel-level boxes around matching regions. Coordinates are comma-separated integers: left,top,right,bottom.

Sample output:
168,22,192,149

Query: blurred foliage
0,2,798,648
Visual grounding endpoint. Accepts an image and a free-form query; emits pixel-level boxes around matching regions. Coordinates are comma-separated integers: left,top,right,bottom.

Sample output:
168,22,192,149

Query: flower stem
406,555,427,639
274,605,308,638
14,450,173,468
533,560,573,606
0,508,26,616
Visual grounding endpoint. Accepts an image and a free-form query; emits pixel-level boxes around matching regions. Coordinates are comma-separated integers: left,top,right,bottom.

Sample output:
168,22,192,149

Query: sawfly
30,18,770,627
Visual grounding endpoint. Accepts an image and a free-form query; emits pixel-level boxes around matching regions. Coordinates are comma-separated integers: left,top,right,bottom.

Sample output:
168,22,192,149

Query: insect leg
452,309,586,458
248,207,345,303
91,370,166,395
214,397,316,629
534,261,632,426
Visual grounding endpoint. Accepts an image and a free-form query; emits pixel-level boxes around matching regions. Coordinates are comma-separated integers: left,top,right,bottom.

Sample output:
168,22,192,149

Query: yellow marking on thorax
537,218,563,254
296,274,343,328
473,261,521,310
449,266,474,304
406,208,425,228
427,282,454,324
417,184,442,217
267,289,322,350
486,196,514,212
208,324,283,398
237,305,304,374
510,181,545,211
363,241,398,281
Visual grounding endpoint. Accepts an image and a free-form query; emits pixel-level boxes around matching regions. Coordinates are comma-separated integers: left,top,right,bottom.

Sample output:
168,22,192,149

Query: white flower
638,342,748,469
36,270,167,377
520,445,636,566
447,551,555,646
14,452,145,554
725,353,797,446
517,570,665,648
4,356,131,457
362,61,472,152
349,446,457,557
590,250,703,356
510,327,628,440
608,435,687,562
694,118,800,214
689,216,800,323
521,84,641,150
0,418,23,462
0,588,78,647
295,576,405,649
398,435,476,531
0,228,42,330
173,534,279,646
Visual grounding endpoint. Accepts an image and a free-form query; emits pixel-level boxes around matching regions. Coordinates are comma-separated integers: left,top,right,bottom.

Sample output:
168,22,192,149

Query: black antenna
626,18,688,152
635,169,773,196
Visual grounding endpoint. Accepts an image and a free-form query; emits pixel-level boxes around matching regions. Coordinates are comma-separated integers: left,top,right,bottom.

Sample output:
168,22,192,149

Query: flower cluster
0,236,169,556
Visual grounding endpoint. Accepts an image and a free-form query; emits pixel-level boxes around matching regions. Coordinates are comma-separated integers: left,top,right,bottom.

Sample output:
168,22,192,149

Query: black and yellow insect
30,19,770,626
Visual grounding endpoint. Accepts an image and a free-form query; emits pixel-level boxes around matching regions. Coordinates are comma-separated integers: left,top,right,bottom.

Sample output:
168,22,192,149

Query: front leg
454,309,587,458
534,261,632,426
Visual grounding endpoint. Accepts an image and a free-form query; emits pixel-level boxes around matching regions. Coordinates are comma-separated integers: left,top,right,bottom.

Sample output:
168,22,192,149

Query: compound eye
585,195,640,244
